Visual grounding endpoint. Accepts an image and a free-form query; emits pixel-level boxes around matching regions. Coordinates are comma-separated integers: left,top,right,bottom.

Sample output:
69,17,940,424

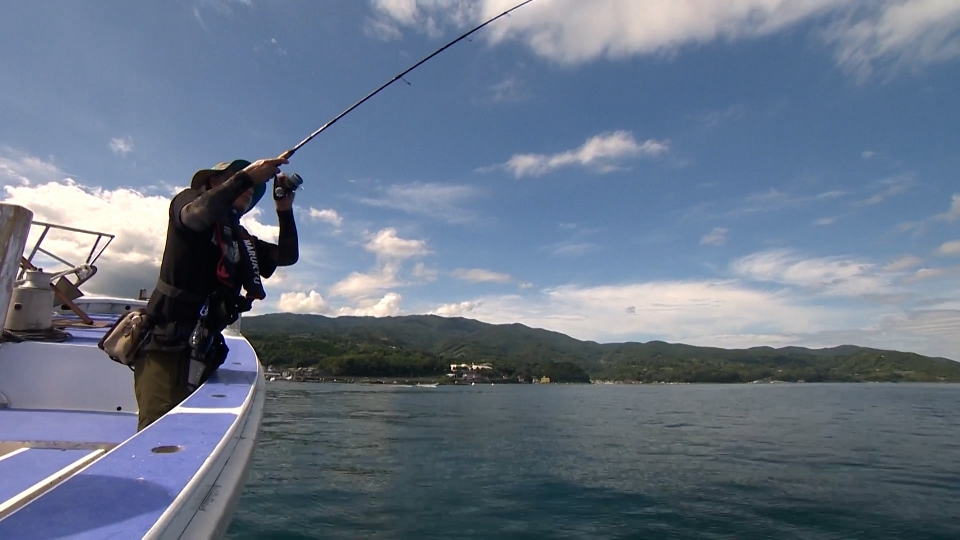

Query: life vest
212,213,266,302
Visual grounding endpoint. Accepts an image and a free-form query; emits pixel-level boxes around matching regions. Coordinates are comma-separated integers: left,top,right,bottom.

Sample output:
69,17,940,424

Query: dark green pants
133,348,191,431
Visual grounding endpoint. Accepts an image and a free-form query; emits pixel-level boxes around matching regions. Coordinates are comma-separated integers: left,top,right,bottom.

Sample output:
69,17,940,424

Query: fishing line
278,0,536,161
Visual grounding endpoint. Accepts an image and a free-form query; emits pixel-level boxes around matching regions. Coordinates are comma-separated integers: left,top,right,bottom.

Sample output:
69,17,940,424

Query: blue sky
2,0,959,359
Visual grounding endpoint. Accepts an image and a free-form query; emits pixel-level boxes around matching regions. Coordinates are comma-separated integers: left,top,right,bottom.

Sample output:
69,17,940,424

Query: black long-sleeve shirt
146,171,299,341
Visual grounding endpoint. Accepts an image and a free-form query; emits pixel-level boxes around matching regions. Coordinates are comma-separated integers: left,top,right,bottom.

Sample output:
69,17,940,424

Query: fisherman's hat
190,159,266,213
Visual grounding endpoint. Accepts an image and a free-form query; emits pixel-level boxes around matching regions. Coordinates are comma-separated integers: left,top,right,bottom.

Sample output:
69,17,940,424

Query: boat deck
0,307,263,539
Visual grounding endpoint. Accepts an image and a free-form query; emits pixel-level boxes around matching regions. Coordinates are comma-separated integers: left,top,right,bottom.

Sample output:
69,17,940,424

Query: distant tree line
242,314,960,383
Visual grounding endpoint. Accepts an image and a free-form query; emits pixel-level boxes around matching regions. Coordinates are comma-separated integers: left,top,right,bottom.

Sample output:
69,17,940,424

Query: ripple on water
228,383,960,540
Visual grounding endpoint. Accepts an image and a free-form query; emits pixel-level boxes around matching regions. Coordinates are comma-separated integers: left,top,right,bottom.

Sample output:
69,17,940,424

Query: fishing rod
272,0,536,197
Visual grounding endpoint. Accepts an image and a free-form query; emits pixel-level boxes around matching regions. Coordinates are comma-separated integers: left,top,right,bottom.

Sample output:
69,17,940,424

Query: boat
415,382,438,388
0,203,265,538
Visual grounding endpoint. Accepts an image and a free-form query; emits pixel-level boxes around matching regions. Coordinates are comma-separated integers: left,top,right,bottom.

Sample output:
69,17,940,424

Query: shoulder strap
155,278,206,304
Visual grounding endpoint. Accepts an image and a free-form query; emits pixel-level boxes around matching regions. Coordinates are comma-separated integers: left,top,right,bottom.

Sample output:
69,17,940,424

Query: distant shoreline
264,377,958,385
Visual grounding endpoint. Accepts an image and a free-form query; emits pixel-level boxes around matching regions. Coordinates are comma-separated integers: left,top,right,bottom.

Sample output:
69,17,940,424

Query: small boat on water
415,383,438,388
0,203,264,539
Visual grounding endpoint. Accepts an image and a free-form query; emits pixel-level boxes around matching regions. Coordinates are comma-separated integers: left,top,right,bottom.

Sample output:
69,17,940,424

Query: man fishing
135,157,298,431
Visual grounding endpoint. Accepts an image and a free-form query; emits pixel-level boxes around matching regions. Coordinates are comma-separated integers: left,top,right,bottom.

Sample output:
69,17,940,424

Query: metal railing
18,221,114,282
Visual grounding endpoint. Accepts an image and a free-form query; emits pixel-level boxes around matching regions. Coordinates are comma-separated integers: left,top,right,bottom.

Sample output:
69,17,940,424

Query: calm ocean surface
227,383,960,539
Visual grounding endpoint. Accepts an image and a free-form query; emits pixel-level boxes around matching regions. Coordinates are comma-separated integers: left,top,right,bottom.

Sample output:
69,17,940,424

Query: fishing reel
273,172,303,200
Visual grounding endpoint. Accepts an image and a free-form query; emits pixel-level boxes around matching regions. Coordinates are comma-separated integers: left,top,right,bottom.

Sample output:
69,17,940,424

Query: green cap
190,159,265,214
190,159,251,190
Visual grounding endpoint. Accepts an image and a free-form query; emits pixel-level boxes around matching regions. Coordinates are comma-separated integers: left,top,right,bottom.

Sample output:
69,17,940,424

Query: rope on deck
1,328,72,343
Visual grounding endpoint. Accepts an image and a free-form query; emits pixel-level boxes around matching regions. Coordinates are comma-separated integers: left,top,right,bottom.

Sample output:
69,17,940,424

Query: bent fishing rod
277,0,536,163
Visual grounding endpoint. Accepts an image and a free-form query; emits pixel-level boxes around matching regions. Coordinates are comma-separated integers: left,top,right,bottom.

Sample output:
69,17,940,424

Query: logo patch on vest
243,238,262,286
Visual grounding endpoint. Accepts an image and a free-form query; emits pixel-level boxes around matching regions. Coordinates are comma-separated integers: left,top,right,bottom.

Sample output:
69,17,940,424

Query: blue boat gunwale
0,307,265,539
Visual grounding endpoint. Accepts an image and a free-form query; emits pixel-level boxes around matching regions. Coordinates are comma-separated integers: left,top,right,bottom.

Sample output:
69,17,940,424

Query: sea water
228,383,960,539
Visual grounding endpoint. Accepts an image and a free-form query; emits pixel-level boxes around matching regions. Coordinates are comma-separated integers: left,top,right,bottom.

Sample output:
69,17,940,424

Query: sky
1,0,959,359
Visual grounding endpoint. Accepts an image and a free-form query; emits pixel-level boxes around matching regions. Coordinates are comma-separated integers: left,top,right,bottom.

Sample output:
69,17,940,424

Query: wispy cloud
549,242,599,257
358,182,480,224
897,193,960,234
253,37,288,56
826,0,960,81
862,150,875,159
452,268,512,283
813,217,837,226
933,194,960,222
692,104,745,128
193,8,208,31
0,147,64,185
455,280,844,347
373,1,960,82
686,187,847,222
108,137,133,156
364,17,403,41
487,76,530,103
731,249,890,298
938,241,960,256
498,131,668,178
411,262,438,282
700,227,728,246
883,256,922,272
422,278,960,359
858,174,915,206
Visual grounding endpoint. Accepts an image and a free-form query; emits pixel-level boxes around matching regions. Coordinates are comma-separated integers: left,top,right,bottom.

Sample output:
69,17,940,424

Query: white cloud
484,0,841,64
695,104,745,128
307,207,343,229
456,280,841,345
277,290,329,314
372,0,420,26
329,265,400,300
827,0,960,80
365,228,429,260
502,131,668,178
359,182,479,224
374,1,960,81
731,249,889,297
911,267,948,281
403,274,960,359
933,194,960,222
240,207,279,243
364,17,403,41
109,137,133,156
884,256,922,272
431,300,481,317
938,241,960,256
700,227,728,246
813,217,837,226
370,0,472,39
550,242,598,257
0,150,280,299
325,229,429,303
0,147,63,185
862,150,875,159
858,174,914,206
452,268,511,283
487,76,530,103
411,262,438,282
338,292,403,317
